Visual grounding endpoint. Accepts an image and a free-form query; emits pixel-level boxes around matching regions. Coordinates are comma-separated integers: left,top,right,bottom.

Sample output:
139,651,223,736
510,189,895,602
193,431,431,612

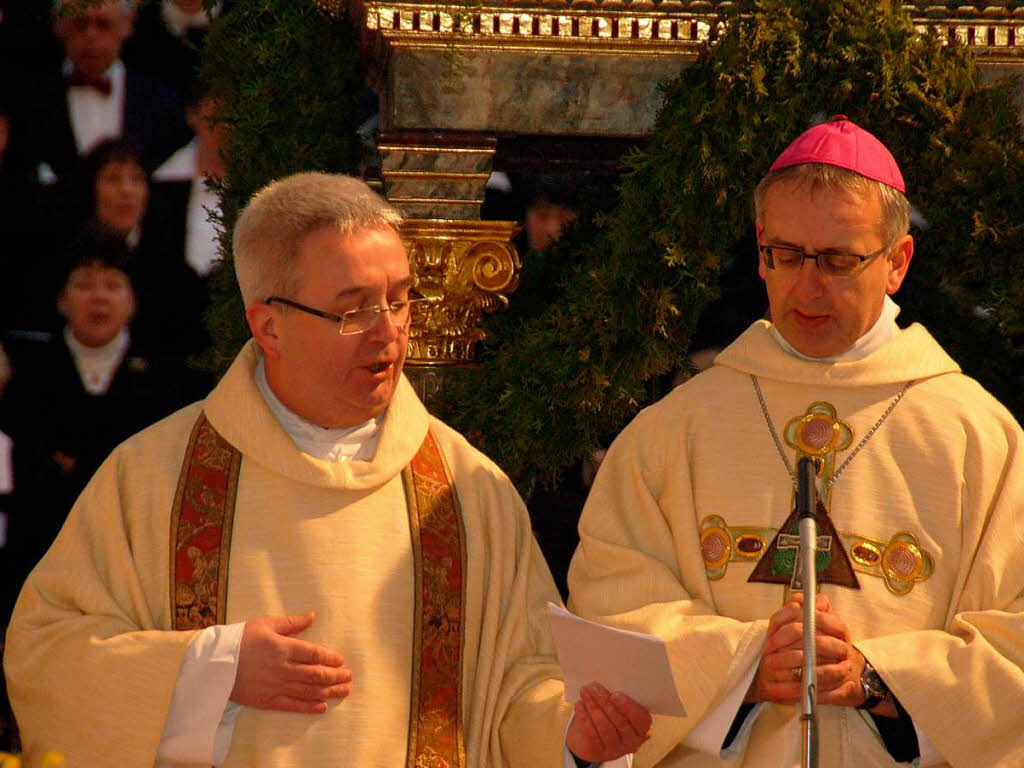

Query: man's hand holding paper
566,683,652,763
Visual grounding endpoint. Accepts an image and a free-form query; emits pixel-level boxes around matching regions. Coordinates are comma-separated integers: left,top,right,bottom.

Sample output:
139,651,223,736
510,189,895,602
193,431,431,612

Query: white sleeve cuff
914,720,945,766
157,622,245,765
681,656,760,757
561,710,633,768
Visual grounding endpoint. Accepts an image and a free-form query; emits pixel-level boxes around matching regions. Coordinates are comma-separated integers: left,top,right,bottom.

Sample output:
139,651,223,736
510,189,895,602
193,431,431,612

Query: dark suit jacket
0,333,207,617
7,61,191,181
0,164,56,334
136,179,213,357
121,3,210,94
145,177,192,262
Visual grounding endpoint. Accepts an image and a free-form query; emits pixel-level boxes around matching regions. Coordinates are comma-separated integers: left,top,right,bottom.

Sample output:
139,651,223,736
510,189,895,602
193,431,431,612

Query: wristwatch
856,657,890,710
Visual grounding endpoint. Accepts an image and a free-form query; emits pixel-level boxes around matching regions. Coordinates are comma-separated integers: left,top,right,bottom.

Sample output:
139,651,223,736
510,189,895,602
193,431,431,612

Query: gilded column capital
401,219,521,366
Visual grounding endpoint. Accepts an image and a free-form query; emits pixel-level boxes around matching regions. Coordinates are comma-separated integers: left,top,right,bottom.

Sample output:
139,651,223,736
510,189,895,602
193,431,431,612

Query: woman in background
0,230,200,625
74,138,208,357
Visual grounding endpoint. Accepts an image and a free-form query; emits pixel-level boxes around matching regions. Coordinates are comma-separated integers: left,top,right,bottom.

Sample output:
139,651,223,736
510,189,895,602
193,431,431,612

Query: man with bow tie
6,0,190,187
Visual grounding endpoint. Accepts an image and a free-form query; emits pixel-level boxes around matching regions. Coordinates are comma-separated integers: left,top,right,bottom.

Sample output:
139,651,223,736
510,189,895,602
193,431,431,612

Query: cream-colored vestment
5,342,571,767
569,321,1024,768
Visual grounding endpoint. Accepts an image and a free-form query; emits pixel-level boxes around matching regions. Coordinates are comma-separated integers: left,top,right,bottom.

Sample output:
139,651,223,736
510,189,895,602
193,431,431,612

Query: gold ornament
400,219,520,366
699,518,732,575
784,401,854,458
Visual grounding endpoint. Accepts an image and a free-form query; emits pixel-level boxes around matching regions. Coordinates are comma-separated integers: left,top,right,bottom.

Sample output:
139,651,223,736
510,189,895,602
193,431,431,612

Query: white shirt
154,140,223,276
64,326,130,395
770,295,902,363
254,356,381,461
160,0,221,37
64,58,126,157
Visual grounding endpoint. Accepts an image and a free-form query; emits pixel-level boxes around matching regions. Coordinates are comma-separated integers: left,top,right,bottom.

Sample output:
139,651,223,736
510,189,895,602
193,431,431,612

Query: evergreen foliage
434,0,1024,494
197,0,1022,494
199,0,367,372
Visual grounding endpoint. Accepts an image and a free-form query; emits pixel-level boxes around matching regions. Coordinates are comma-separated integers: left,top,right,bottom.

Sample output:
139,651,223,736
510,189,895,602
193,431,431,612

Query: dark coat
0,334,206,618
6,62,190,181
135,182,213,358
121,3,211,94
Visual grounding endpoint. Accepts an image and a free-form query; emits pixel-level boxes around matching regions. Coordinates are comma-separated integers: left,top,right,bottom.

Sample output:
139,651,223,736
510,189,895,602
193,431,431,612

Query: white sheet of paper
546,602,686,717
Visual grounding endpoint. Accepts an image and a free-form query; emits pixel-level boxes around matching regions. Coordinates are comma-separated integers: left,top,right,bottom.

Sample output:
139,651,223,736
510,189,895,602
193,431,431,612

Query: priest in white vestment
568,117,1024,767
4,173,650,767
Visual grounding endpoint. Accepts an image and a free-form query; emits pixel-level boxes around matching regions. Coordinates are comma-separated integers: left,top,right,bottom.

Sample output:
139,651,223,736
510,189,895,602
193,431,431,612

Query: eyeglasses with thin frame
266,295,426,335
758,241,893,278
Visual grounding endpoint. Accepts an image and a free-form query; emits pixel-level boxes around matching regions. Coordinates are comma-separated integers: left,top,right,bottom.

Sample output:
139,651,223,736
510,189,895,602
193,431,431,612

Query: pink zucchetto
769,115,906,193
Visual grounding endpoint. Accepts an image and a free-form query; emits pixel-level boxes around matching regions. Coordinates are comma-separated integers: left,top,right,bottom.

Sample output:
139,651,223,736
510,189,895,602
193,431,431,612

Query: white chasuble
569,321,1024,768
6,341,572,767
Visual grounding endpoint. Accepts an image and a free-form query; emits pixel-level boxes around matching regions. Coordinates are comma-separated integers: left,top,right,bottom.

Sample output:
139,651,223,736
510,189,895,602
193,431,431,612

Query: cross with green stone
777,532,832,591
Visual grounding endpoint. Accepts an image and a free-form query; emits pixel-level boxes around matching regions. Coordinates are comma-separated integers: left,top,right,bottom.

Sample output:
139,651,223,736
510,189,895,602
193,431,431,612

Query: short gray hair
754,163,910,246
233,172,403,307
52,0,134,18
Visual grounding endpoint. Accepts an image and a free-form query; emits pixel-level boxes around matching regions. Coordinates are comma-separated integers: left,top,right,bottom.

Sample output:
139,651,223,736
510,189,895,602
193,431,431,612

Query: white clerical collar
770,296,901,363
254,355,382,462
161,0,221,37
64,325,130,395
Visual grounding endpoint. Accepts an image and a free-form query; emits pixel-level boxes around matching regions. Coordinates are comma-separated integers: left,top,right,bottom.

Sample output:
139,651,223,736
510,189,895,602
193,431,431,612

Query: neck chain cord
750,375,913,489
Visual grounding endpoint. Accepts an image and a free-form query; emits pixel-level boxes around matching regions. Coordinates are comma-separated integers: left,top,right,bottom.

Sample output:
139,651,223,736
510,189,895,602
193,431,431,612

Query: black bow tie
66,70,113,97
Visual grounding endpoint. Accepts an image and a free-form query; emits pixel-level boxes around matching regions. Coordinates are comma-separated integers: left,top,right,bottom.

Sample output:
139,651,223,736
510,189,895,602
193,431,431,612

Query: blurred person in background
122,0,227,94
0,229,197,625
4,0,189,190
75,138,208,357
521,174,580,254
149,87,227,282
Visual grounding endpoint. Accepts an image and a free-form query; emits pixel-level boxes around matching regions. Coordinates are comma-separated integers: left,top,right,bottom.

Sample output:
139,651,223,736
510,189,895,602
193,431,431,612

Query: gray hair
753,163,910,246
52,0,134,18
233,172,403,307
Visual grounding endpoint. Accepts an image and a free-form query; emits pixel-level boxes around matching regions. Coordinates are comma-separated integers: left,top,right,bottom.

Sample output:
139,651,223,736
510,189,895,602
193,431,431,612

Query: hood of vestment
714,320,961,386
204,340,429,490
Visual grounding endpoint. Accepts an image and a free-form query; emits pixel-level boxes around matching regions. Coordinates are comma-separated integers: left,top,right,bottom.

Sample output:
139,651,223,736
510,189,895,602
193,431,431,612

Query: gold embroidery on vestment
402,430,467,768
700,516,936,595
782,401,854,508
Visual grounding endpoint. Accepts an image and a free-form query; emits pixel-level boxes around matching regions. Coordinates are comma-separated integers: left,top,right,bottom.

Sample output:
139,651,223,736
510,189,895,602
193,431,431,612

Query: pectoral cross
777,532,832,591
748,500,859,590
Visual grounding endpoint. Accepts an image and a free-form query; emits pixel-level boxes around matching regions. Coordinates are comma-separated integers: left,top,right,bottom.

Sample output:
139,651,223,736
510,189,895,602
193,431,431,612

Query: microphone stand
796,456,819,768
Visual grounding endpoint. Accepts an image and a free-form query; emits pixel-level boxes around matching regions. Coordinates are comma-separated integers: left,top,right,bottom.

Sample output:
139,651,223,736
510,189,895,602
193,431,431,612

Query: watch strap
856,658,889,710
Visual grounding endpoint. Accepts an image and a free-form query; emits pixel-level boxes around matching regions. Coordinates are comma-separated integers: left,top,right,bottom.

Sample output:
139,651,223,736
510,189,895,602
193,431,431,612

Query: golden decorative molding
377,143,497,154
362,2,1024,61
384,170,493,180
913,19,1024,64
391,195,487,204
366,3,714,56
402,219,521,365
358,0,1024,13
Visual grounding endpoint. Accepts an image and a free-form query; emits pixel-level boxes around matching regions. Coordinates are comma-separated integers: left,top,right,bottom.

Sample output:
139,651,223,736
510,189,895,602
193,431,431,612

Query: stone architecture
351,0,1024,369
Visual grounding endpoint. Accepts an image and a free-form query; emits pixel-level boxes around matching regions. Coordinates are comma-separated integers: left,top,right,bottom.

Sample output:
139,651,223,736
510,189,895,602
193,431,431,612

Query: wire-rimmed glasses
266,295,426,335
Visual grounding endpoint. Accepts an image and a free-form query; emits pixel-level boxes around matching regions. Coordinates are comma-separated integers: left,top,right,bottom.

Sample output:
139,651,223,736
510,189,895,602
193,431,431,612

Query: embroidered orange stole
400,429,468,768
170,413,467,768
170,413,242,629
